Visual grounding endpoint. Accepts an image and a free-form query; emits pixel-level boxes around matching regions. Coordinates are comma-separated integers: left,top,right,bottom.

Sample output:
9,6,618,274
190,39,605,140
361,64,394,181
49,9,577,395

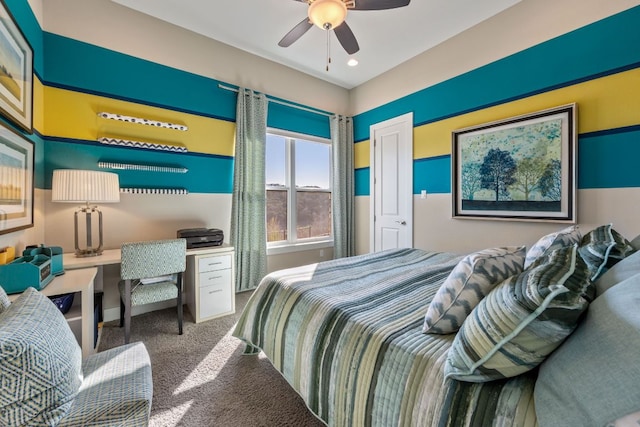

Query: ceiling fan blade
334,21,360,54
351,0,410,11
278,18,314,47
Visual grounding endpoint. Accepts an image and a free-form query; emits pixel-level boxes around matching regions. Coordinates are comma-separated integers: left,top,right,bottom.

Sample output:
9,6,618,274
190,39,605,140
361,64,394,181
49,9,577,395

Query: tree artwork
479,148,517,202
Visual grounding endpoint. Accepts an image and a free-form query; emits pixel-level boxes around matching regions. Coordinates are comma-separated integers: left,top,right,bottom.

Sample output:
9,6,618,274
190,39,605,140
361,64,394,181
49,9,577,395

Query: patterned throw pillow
422,246,525,334
0,288,83,426
0,286,10,313
524,225,582,268
445,244,593,382
578,224,636,281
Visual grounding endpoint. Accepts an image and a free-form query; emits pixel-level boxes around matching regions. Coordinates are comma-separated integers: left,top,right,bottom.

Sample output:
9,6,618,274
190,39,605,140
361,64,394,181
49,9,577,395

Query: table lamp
52,169,120,257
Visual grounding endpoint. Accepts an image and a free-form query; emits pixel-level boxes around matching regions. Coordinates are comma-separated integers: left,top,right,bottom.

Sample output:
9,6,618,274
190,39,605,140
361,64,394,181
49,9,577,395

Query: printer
177,228,224,249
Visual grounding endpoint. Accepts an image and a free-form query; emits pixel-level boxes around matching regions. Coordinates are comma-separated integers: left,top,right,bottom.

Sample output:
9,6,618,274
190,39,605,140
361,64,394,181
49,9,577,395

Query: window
266,130,332,251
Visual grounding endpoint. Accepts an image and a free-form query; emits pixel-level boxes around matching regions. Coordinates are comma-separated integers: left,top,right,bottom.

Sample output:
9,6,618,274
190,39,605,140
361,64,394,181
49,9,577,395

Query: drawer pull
208,289,223,294
208,262,222,266
207,276,222,280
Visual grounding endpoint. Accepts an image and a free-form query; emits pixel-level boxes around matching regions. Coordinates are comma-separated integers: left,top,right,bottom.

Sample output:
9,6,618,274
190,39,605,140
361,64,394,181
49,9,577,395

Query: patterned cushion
0,288,83,426
119,280,178,306
58,342,153,427
594,249,640,296
534,273,640,426
120,239,186,280
578,224,636,281
0,286,10,313
445,244,593,382
422,246,525,334
524,225,581,268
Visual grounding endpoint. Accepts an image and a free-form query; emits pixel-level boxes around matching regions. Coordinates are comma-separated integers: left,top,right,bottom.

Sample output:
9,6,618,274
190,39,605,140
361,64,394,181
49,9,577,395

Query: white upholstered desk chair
119,238,187,344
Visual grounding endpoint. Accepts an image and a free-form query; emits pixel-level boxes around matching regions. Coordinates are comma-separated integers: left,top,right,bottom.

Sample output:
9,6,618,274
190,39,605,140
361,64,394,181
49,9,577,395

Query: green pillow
445,244,593,382
0,286,10,313
578,224,635,281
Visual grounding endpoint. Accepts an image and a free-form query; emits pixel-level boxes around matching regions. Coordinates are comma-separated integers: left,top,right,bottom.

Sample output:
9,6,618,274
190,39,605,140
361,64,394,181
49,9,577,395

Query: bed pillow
422,246,525,334
445,244,593,382
578,224,635,281
524,225,581,269
593,249,640,296
534,273,640,426
0,288,83,426
0,286,10,313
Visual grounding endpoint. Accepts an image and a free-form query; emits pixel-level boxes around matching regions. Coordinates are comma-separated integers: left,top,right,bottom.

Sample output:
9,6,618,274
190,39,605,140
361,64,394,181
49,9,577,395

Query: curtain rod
218,83,335,118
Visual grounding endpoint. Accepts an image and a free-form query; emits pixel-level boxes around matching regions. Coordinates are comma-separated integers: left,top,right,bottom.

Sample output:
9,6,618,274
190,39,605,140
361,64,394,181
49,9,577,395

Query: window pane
296,191,332,239
266,134,286,187
295,139,330,190
266,189,288,242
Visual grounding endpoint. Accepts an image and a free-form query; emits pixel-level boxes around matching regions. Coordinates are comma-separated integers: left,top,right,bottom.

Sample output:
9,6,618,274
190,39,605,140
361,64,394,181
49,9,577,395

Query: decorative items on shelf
98,137,188,153
97,112,188,131
97,161,188,174
120,188,188,195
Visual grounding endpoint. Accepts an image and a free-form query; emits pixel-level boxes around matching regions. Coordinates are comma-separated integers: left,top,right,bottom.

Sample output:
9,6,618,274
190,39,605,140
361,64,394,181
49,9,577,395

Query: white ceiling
110,0,521,89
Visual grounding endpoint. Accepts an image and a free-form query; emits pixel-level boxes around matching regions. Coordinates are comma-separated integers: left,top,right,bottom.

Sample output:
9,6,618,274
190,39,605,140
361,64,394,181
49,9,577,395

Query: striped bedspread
233,248,538,427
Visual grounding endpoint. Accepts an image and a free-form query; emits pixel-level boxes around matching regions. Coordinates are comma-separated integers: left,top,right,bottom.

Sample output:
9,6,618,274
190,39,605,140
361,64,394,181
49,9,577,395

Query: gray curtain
331,115,355,259
231,89,268,291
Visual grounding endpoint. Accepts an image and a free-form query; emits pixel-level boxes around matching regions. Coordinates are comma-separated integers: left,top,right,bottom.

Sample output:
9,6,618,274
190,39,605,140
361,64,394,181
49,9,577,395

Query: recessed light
347,58,358,67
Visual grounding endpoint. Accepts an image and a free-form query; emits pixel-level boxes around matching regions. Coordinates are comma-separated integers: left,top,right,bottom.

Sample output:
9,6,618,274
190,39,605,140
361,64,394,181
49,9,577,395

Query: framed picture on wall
0,0,33,133
0,120,34,234
452,103,577,223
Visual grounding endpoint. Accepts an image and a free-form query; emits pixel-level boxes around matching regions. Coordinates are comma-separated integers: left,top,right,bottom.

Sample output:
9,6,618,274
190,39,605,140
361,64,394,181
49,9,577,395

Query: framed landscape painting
0,0,33,133
0,120,33,234
452,104,576,223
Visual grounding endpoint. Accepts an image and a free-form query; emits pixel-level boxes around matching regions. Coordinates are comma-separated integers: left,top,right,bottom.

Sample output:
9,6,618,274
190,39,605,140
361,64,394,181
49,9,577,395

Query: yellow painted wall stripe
41,85,235,157
355,68,640,168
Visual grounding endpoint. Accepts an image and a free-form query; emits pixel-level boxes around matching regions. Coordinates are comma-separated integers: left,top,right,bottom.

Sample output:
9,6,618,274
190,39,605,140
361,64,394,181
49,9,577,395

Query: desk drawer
199,268,231,289
199,283,233,319
198,254,232,272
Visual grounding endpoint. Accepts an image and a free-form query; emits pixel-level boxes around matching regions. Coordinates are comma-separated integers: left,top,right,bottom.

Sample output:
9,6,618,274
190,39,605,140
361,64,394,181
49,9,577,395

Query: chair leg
177,273,183,335
124,279,132,345
119,298,124,327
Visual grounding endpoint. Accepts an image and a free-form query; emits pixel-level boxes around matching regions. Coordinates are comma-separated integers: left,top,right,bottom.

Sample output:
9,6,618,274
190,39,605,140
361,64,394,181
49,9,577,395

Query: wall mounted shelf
120,188,188,195
98,112,188,131
98,162,188,174
98,137,187,153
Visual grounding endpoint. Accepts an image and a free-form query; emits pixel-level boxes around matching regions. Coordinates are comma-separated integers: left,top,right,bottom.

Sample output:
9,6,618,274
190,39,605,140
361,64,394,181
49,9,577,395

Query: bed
233,225,640,426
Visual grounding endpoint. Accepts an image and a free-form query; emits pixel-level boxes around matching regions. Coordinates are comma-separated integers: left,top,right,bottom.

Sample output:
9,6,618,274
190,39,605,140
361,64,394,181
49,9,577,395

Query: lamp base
75,248,104,258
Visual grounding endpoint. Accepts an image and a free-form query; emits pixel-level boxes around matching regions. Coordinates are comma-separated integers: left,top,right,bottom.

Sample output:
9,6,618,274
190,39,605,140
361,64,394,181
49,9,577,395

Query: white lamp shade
52,169,120,203
308,0,347,29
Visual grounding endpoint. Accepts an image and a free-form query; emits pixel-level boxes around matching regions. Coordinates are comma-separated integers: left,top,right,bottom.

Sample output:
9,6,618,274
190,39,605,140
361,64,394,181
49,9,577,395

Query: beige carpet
99,291,326,427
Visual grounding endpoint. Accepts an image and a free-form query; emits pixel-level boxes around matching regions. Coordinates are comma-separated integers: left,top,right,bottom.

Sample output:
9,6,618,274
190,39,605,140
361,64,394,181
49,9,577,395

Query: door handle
395,220,407,225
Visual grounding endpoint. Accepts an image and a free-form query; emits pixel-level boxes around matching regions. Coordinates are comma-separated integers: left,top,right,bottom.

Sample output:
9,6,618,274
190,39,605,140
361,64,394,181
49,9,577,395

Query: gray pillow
534,273,640,426
0,287,83,426
524,225,581,269
578,224,635,281
423,246,525,334
445,244,593,382
594,250,640,296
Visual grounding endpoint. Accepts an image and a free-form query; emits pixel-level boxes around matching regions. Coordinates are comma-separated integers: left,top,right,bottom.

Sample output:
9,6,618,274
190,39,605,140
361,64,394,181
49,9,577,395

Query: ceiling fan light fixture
308,0,347,30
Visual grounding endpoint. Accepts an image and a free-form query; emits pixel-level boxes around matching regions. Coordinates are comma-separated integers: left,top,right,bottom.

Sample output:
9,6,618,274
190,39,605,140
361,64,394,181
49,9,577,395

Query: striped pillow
422,246,525,334
578,224,636,281
445,244,593,382
524,225,581,268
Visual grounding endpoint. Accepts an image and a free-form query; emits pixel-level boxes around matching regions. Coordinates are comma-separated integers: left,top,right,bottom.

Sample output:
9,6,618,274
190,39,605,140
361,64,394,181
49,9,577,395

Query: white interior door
370,112,413,252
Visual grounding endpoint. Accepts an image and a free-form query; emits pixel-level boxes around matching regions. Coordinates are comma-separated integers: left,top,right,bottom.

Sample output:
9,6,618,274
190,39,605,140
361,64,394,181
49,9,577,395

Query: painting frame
0,0,33,133
0,120,34,235
452,103,577,223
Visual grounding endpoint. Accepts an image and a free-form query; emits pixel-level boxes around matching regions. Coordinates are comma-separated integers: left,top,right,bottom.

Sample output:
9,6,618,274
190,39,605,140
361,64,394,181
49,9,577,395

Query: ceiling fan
278,0,411,58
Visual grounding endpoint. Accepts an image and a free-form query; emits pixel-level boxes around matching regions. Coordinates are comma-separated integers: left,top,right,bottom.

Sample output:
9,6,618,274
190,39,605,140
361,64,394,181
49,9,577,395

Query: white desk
9,268,97,359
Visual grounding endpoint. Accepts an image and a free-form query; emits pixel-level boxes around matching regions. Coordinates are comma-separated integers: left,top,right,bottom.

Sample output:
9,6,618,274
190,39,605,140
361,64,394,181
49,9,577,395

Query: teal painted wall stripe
355,168,369,196
43,32,238,122
354,127,640,195
353,6,640,142
43,138,233,194
578,128,640,189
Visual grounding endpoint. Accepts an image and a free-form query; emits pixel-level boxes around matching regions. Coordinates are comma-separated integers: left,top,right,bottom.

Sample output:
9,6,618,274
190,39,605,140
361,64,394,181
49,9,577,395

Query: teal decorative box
23,245,64,276
0,255,54,294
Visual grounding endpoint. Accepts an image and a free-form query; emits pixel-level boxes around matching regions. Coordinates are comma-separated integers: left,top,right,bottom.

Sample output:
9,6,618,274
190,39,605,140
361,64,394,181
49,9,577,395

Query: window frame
266,128,334,255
